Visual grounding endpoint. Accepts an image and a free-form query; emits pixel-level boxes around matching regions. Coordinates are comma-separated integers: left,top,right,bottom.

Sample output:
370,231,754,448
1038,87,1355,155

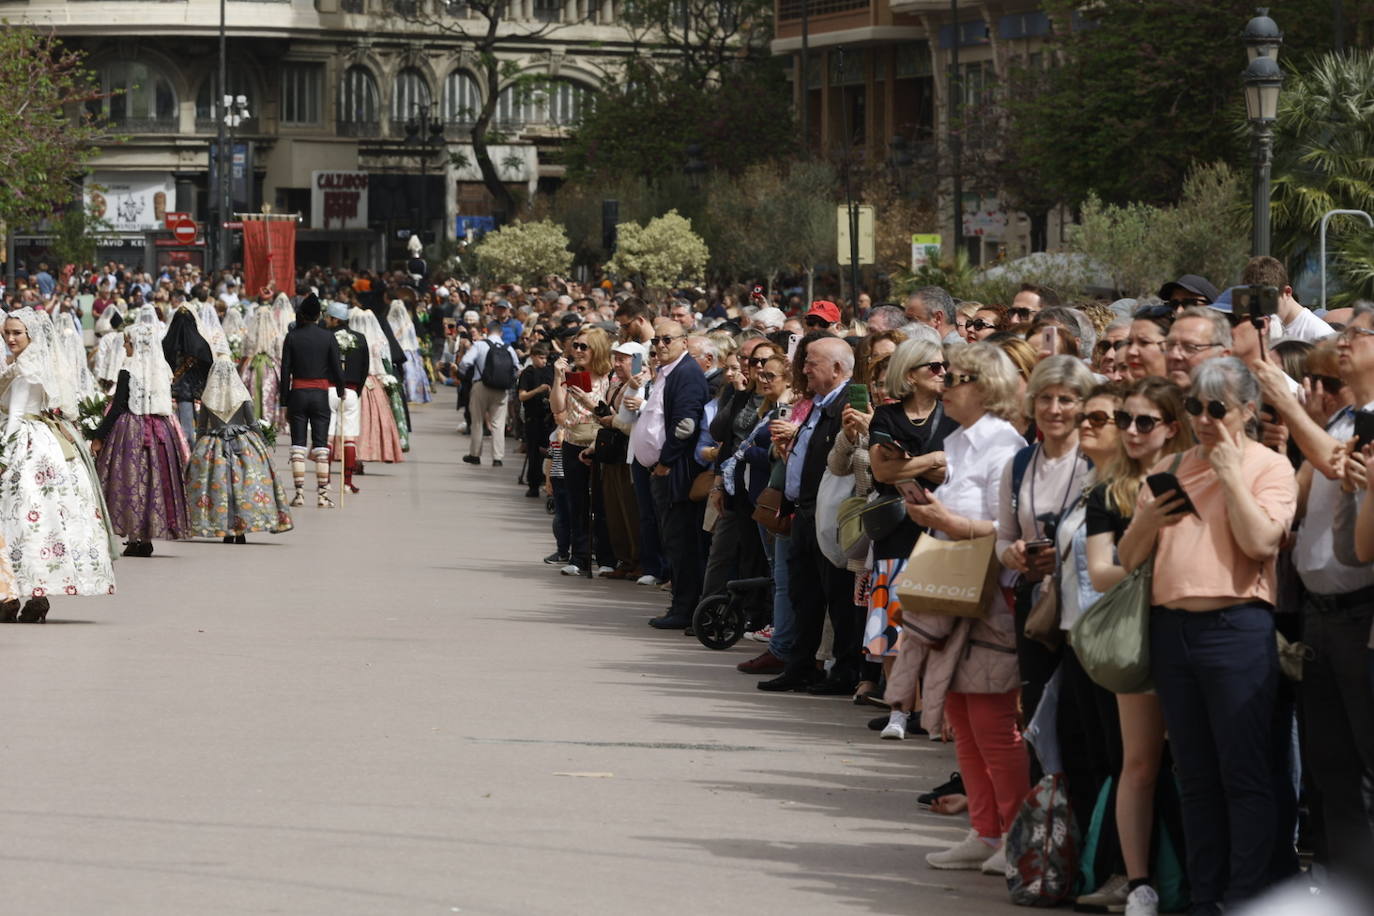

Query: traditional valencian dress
91,323,191,547
347,307,406,462
185,359,294,539
240,306,285,432
388,299,432,404
0,307,116,607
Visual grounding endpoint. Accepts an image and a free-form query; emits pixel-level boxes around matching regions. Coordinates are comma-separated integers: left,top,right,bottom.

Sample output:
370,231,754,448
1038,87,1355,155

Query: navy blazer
656,354,710,502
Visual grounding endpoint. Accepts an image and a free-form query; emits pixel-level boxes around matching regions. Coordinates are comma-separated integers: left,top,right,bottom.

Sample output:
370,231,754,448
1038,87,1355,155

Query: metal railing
336,119,382,138
778,0,867,21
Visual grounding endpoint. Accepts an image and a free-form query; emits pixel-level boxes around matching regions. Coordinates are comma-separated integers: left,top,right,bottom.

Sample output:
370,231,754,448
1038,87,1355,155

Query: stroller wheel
692,594,745,650
545,496,555,515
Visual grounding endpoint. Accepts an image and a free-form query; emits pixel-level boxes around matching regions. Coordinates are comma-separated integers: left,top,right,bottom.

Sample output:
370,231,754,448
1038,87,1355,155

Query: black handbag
592,426,629,464
859,494,907,541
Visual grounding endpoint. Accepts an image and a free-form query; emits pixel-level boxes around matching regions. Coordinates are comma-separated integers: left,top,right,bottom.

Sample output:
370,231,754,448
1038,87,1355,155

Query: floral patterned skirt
355,378,404,463
95,413,190,542
401,348,432,404
864,556,907,659
241,354,284,431
185,427,294,538
0,418,116,597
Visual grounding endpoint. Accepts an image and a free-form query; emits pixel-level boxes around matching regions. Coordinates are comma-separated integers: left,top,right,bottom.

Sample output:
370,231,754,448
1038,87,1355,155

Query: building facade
773,0,1079,264
3,0,639,272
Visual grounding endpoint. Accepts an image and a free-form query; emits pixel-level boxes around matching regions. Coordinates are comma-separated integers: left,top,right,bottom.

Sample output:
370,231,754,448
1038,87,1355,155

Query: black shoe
647,614,692,629
18,596,49,623
492,459,503,467
543,552,570,565
234,534,247,545
916,771,965,807
525,489,540,498
806,678,858,696
868,714,889,731
463,455,481,465
223,536,234,544
0,599,19,623
757,670,822,692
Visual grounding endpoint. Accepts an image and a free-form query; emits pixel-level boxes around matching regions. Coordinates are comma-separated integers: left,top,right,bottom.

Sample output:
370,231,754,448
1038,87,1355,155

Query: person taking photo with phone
1116,357,1298,915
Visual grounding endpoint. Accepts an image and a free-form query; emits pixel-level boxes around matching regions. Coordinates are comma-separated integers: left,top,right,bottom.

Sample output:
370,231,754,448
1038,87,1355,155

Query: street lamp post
215,0,227,270
220,93,250,270
1243,7,1283,257
404,103,445,250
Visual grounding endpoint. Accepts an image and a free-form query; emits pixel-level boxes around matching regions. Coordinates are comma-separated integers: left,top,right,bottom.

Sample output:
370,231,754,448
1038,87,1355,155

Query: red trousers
946,689,1029,839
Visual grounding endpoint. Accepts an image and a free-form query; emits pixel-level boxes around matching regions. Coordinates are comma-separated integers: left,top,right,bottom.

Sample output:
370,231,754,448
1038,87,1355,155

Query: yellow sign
911,233,941,270
837,205,875,266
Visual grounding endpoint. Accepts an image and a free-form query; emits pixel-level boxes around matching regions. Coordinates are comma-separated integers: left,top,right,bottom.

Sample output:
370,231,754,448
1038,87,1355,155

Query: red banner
242,220,296,300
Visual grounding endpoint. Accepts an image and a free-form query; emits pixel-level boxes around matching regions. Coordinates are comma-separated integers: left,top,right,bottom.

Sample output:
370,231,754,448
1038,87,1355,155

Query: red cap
806,300,841,324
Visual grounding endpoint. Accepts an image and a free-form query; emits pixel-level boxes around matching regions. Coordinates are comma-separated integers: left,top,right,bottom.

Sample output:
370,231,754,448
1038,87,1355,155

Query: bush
472,219,573,285
606,210,710,289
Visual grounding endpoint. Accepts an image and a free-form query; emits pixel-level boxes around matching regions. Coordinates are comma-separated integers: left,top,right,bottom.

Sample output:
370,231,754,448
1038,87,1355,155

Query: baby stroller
692,576,773,650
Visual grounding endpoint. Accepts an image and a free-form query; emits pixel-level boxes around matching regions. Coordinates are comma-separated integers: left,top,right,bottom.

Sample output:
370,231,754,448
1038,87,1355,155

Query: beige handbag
893,532,999,619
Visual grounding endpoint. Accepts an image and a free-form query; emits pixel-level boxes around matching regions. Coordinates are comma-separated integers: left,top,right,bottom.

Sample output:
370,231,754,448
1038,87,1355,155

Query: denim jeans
631,461,665,580
1151,603,1278,909
763,527,796,663
550,476,571,559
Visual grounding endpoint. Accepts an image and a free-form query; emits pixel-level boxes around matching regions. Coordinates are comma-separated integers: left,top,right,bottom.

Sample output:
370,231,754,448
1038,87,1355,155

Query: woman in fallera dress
347,306,406,463
0,308,116,622
90,324,191,557
240,305,285,432
388,299,432,404
185,358,294,543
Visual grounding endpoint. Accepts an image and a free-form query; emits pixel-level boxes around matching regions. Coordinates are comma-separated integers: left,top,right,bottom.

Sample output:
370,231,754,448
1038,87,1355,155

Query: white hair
899,322,943,347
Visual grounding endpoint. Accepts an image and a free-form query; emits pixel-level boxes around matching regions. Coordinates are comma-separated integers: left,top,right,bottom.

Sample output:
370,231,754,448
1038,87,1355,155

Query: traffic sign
171,217,197,244
164,211,190,230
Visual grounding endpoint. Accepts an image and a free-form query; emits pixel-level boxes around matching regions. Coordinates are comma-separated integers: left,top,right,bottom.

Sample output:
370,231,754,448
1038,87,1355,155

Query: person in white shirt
1240,255,1332,342
458,321,515,466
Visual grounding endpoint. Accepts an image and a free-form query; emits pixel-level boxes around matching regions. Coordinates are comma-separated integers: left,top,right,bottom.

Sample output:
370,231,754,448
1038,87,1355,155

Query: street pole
1319,208,1374,309
836,46,860,317
1252,124,1273,257
800,0,809,157
949,0,962,263
216,0,228,271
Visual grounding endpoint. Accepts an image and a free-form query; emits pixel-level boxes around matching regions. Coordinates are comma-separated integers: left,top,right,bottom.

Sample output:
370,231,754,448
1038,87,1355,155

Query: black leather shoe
757,671,821,692
462,455,480,465
648,614,692,629
806,678,857,696
492,460,503,467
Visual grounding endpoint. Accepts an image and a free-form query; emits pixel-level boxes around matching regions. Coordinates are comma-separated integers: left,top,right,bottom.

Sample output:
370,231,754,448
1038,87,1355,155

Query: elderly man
669,300,696,333
904,285,961,343
752,306,787,332
866,304,908,333
759,335,863,694
686,335,725,397
1164,307,1232,388
632,318,710,629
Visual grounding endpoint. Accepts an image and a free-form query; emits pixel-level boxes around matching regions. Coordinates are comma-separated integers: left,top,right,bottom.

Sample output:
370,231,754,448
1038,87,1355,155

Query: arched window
391,67,432,127
547,80,594,127
495,84,531,128
443,70,481,127
87,61,178,131
338,65,380,136
195,71,254,128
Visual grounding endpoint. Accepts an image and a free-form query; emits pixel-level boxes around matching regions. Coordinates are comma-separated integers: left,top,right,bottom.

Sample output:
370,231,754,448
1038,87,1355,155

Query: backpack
1005,773,1080,907
481,342,517,390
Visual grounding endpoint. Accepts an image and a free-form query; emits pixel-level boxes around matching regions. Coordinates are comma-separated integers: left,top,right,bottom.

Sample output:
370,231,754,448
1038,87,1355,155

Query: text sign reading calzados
311,171,369,230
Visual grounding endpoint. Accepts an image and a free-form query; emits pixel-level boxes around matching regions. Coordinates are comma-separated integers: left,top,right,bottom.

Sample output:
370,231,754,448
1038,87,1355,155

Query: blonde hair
1102,377,1195,517
995,336,1038,380
949,342,1022,422
885,337,944,400
576,326,613,377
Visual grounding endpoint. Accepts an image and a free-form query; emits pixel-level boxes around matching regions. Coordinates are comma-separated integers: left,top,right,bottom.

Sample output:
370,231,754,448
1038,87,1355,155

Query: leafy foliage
697,161,836,284
472,219,573,284
49,200,113,269
606,210,709,288
0,28,106,230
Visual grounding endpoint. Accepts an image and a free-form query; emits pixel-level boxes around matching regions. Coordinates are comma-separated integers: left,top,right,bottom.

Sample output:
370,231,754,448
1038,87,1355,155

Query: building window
496,85,531,128
443,70,482,127
338,65,380,136
87,61,178,132
196,71,255,130
392,68,433,131
777,0,866,21
546,80,593,127
533,0,561,21
282,63,324,125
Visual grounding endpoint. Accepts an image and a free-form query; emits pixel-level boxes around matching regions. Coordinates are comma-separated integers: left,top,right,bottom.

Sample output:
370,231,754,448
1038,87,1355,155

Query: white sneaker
744,625,774,643
635,574,661,586
926,828,992,870
595,566,615,576
1124,885,1159,916
881,710,909,740
1077,874,1129,909
979,841,1006,876
560,564,582,576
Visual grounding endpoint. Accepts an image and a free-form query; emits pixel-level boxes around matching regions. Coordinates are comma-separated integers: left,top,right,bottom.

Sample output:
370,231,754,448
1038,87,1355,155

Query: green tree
472,219,573,284
606,210,709,289
1009,0,1344,209
49,199,113,270
0,28,106,231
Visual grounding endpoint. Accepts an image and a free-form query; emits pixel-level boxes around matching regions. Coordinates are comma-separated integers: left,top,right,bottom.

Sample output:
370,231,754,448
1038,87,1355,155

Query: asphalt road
0,402,1006,915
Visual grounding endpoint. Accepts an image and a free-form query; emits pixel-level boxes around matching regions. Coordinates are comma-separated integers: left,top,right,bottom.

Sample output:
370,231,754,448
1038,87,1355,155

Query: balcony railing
336,119,382,138
195,117,261,134
104,116,181,134
778,0,867,21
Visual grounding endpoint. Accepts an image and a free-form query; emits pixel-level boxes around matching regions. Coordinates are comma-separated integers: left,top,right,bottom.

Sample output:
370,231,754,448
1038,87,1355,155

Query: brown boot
736,650,786,675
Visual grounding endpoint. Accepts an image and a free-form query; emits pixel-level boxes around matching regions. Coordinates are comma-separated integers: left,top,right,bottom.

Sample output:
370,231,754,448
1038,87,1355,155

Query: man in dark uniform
323,300,370,496
279,293,345,507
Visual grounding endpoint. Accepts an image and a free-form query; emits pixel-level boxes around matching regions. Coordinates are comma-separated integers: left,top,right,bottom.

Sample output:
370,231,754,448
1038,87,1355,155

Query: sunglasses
1184,397,1229,420
746,356,770,367
650,335,683,346
917,360,949,373
1170,296,1209,308
1105,339,1129,351
1076,410,1113,429
1113,411,1166,433
756,371,779,382
943,372,979,389
1307,373,1344,395
570,342,589,352
1008,307,1033,321
804,316,832,327
966,318,997,332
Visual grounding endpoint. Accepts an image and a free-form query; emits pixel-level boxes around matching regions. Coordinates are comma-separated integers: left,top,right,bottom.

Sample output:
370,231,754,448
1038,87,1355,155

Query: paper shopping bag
893,533,998,618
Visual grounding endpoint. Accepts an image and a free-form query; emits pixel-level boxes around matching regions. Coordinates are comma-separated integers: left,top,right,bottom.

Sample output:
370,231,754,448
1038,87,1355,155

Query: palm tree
1270,52,1374,304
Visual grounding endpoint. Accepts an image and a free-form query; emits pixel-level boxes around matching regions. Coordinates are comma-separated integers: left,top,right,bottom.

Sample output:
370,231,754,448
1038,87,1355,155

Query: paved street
0,403,1006,915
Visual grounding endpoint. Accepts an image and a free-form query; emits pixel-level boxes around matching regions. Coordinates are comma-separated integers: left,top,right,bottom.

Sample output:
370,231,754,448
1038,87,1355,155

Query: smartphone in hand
848,383,870,413
894,478,928,505
1146,472,1196,515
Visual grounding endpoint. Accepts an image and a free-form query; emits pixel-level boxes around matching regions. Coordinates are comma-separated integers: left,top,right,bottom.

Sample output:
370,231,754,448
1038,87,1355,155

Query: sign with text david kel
311,171,369,230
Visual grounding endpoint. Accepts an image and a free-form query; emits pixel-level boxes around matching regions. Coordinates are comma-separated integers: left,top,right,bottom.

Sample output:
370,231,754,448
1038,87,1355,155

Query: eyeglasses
1184,397,1229,420
1126,336,1166,350
943,372,979,389
1338,325,1374,344
650,335,684,346
1035,393,1082,409
1113,411,1166,433
1076,410,1113,429
570,342,590,352
917,360,949,373
1164,340,1222,356
966,318,997,332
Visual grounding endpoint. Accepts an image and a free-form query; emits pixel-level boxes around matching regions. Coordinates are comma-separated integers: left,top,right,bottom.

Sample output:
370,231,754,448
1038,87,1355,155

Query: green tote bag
1068,552,1154,694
